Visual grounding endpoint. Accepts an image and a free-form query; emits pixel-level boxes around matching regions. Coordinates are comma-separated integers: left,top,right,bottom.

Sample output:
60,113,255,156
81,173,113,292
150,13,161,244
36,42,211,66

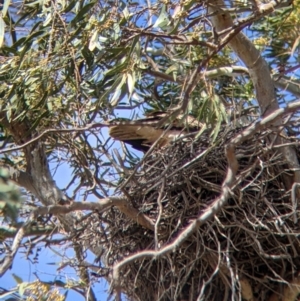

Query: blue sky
0,108,144,300
1,1,299,300
0,161,109,300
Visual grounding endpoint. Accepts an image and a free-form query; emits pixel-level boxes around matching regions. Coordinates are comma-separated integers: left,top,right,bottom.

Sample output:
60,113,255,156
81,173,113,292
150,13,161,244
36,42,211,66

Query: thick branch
209,0,300,188
0,223,28,276
274,77,300,98
33,198,154,231
209,1,280,116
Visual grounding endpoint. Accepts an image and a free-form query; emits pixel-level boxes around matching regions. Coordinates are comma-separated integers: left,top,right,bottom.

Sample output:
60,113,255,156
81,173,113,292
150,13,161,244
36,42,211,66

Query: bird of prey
109,111,202,152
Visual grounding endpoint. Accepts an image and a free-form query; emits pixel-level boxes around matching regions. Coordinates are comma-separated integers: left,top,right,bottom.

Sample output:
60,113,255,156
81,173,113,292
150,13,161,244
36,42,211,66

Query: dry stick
291,183,300,224
124,28,217,49
118,122,180,191
0,197,154,276
2,102,298,282
0,122,109,154
154,178,165,250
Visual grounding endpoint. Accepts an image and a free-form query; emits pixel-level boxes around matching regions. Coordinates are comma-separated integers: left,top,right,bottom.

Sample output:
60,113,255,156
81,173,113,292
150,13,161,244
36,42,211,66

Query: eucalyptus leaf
153,5,169,29
127,73,135,95
0,17,5,48
71,1,97,25
89,30,99,51
2,0,11,17
110,74,127,105
12,273,23,285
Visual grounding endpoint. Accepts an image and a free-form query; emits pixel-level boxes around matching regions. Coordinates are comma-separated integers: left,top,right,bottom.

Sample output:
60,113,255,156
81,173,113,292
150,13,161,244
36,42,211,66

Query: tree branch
0,122,109,155
209,0,300,189
33,197,155,231
0,222,28,276
230,101,300,145
0,223,58,239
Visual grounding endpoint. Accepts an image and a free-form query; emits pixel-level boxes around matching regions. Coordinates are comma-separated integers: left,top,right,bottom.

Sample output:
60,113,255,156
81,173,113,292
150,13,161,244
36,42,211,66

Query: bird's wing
109,125,164,143
108,112,201,152
144,111,202,129
109,125,173,152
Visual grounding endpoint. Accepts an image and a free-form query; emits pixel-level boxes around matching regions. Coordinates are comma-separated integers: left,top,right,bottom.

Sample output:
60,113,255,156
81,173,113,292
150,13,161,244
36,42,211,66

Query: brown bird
109,111,202,152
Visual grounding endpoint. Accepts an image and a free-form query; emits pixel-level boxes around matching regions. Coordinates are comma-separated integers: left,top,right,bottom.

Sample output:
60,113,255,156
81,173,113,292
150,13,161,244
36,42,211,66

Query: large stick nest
88,125,300,301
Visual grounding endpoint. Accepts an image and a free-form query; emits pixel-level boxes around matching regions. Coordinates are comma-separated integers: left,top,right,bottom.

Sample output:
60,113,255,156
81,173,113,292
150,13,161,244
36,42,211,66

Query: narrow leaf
110,75,127,105
2,0,11,17
71,1,97,25
127,73,135,95
88,30,99,51
19,282,29,296
0,17,5,48
12,273,23,284
153,5,169,29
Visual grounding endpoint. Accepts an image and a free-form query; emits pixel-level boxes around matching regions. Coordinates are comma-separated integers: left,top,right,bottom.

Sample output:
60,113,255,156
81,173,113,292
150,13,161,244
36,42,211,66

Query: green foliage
0,0,297,203
0,169,21,222
0,0,299,299
253,0,300,66
2,275,68,301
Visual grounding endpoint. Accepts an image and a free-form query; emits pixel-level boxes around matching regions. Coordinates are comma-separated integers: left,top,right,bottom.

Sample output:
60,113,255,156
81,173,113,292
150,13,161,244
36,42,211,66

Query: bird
108,111,202,152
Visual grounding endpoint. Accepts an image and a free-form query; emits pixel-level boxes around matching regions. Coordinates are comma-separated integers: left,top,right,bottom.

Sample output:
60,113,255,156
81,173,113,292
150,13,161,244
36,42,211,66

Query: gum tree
0,0,300,300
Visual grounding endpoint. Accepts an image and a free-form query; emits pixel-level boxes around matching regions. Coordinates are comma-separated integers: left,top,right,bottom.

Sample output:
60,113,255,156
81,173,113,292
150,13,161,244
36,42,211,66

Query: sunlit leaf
0,17,5,48
24,0,43,7
110,74,127,105
71,0,97,25
89,30,99,51
62,0,77,13
153,5,169,29
127,73,135,95
2,0,11,17
165,64,178,81
43,13,52,26
18,282,29,296
122,6,129,19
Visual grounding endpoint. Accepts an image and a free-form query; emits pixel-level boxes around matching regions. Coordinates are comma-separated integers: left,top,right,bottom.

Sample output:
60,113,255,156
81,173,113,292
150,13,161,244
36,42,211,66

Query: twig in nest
111,142,239,296
155,178,165,250
291,182,300,224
